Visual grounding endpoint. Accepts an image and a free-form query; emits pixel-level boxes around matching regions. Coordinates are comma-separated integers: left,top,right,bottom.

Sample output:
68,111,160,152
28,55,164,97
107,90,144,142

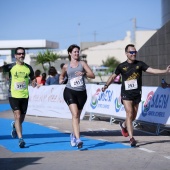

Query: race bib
70,76,83,87
14,81,26,90
125,79,138,90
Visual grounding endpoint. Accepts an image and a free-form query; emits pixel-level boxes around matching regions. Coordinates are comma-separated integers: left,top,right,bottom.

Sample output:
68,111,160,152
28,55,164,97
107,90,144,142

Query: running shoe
130,137,137,147
70,133,76,147
11,121,17,138
119,121,129,137
19,138,25,148
76,139,83,149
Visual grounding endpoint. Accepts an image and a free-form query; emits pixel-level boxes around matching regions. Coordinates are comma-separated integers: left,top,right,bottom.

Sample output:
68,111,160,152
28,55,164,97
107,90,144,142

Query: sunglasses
16,53,25,55
128,51,137,54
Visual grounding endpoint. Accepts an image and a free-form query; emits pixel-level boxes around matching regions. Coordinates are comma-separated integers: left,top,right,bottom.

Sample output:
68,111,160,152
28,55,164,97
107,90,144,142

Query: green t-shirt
3,62,34,98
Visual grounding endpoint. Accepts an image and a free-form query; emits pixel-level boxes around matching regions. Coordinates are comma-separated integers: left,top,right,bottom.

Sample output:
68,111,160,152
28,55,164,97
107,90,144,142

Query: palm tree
35,51,46,71
102,56,120,73
35,50,59,71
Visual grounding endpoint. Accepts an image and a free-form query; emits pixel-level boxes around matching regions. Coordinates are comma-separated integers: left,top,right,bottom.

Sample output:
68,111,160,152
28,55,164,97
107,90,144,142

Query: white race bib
70,76,83,87
125,79,138,90
14,81,26,90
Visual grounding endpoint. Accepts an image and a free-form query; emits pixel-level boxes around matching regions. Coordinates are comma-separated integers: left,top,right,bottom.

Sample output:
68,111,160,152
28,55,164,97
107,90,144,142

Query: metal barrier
0,79,8,100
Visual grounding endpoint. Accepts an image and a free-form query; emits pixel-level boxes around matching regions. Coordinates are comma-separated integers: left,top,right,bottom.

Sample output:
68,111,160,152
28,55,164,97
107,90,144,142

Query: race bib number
70,76,83,87
125,79,138,90
14,81,26,90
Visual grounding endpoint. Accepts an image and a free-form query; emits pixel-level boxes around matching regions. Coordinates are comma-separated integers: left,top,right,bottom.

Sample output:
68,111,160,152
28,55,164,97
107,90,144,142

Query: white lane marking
138,148,155,153
164,156,170,159
101,128,107,131
87,128,93,131
122,143,129,146
64,130,71,133
48,126,57,129
34,123,43,125
98,138,107,141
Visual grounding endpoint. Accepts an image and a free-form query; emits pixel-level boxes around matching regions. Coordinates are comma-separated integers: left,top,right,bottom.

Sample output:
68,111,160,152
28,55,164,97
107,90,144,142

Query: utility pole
78,23,81,47
94,31,96,42
132,18,136,45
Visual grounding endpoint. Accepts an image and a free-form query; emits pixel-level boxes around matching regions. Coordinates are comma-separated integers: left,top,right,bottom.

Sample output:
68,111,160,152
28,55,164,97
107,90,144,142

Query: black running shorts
63,87,87,110
121,94,141,105
9,97,29,114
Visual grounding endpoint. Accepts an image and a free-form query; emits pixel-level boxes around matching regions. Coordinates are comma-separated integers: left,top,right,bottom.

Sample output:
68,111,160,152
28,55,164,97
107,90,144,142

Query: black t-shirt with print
115,60,149,97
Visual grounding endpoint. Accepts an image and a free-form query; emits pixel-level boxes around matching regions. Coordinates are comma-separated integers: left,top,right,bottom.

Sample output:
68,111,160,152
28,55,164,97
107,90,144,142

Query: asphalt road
0,108,170,170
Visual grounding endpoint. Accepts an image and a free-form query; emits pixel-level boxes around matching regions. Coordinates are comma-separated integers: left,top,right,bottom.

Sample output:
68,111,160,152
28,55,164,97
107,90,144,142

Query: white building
0,39,59,64
81,30,157,66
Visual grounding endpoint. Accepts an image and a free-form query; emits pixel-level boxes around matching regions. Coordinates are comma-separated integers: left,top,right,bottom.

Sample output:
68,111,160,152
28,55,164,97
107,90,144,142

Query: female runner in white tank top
59,44,95,149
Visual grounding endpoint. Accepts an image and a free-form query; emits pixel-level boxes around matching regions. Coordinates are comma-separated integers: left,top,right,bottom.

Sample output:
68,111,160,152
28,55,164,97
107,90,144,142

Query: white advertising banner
27,85,91,119
85,84,170,125
137,86,170,125
27,84,170,125
27,85,72,119
85,84,116,116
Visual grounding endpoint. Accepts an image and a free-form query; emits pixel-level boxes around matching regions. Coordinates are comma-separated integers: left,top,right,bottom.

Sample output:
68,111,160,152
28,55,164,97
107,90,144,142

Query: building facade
81,30,156,66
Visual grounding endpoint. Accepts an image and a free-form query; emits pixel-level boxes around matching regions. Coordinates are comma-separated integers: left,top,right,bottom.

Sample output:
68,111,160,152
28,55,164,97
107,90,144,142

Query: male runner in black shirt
102,44,170,147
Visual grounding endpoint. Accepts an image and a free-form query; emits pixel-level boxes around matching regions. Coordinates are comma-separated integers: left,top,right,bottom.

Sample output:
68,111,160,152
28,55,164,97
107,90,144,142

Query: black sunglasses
16,53,25,55
127,51,137,54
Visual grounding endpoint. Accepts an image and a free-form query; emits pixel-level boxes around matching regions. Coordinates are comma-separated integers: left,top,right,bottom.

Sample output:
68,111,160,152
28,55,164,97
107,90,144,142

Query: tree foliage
35,49,59,71
102,56,120,73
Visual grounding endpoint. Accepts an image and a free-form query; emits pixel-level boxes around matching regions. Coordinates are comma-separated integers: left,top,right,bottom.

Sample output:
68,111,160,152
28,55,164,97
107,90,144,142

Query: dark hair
15,47,25,54
125,44,135,52
48,66,57,76
60,63,65,69
35,69,41,77
42,72,46,80
67,44,80,61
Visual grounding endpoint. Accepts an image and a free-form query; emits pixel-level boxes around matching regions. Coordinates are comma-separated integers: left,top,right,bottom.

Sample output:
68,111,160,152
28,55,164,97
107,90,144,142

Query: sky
0,0,162,50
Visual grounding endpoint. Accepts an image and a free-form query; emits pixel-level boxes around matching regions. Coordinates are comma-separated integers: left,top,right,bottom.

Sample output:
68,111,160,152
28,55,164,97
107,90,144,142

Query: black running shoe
130,137,137,147
76,139,83,149
19,138,25,148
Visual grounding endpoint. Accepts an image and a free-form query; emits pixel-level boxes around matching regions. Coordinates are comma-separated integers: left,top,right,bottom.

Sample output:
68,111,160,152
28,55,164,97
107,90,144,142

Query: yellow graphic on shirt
136,66,140,69
122,67,128,71
127,72,140,81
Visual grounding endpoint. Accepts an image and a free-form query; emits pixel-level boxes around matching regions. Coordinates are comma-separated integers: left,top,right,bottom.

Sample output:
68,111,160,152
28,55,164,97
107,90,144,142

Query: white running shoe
70,133,76,147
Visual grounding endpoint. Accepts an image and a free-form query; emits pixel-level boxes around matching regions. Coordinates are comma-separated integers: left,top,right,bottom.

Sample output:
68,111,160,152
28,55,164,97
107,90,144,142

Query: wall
162,0,170,25
137,20,170,86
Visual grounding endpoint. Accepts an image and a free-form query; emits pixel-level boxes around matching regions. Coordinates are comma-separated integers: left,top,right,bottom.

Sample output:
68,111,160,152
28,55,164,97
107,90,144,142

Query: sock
122,122,126,128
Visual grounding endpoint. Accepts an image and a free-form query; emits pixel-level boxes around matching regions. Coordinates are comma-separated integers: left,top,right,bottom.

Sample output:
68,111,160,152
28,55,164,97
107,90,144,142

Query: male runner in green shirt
0,47,36,148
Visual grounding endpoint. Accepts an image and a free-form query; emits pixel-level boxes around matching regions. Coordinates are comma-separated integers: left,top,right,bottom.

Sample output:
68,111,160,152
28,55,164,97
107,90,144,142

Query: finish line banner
27,84,170,125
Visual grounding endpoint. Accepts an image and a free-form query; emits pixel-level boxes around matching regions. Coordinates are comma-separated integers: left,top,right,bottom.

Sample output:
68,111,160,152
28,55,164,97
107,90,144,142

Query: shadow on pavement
81,130,156,137
0,157,43,170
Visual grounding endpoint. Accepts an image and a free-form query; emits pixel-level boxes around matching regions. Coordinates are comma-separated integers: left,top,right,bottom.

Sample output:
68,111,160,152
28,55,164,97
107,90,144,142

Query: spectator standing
60,63,68,84
45,66,59,85
35,69,42,85
41,72,47,85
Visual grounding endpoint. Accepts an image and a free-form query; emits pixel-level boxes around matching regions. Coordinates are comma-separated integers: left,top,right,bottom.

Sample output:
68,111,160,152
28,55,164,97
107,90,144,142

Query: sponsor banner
85,84,115,115
27,85,91,119
27,84,170,125
27,85,72,119
112,84,126,118
138,86,170,124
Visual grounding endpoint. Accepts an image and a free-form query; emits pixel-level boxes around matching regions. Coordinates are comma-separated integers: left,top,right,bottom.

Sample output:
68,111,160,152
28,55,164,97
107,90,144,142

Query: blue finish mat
0,104,11,112
0,118,130,152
